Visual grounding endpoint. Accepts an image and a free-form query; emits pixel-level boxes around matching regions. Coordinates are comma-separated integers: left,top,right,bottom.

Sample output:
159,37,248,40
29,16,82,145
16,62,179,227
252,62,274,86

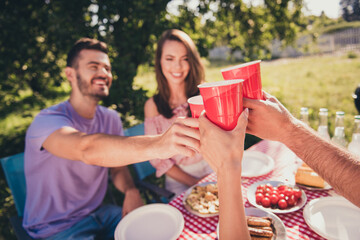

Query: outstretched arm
244,91,360,207
43,117,200,167
199,109,251,240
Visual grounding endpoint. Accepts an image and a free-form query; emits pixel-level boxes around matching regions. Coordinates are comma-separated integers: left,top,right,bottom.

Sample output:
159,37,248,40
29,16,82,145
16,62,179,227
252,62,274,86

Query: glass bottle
317,108,330,140
300,107,310,126
331,111,347,147
348,115,360,156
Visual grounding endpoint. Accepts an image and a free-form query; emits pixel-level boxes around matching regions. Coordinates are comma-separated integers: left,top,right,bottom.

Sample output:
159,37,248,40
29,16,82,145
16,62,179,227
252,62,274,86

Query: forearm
80,134,163,167
283,119,360,207
166,165,199,187
111,167,138,193
217,164,250,240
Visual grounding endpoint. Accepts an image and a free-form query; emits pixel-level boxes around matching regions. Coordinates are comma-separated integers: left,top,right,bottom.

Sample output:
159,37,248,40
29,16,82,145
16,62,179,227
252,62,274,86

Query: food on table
246,216,272,227
247,216,274,239
185,183,219,214
295,163,326,188
255,183,302,210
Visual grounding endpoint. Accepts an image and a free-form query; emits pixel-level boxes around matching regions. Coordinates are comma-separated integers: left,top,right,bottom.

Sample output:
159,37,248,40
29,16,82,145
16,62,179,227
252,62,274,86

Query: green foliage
347,51,358,58
172,0,305,61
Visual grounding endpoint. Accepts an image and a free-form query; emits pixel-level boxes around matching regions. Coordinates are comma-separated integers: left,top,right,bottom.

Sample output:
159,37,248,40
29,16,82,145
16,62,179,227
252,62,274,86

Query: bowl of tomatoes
247,180,307,214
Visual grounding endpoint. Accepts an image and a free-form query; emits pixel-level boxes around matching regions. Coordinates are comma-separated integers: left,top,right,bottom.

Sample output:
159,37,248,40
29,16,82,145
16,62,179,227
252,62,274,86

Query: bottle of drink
348,115,360,156
317,108,330,140
331,111,347,147
300,107,310,126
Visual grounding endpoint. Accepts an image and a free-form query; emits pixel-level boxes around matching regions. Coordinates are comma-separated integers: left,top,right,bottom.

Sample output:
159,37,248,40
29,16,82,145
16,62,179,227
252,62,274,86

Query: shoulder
144,97,160,118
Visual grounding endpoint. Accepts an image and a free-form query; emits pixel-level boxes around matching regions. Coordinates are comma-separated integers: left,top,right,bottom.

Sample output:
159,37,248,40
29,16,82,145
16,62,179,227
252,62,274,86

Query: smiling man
23,38,201,239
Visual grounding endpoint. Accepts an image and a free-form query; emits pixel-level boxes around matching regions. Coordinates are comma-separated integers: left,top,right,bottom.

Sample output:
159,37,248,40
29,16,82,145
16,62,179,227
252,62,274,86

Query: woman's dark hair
66,38,108,68
153,29,204,118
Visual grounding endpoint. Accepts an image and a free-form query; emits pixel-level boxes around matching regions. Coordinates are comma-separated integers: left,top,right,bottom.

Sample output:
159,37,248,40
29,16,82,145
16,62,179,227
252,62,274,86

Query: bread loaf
295,163,325,188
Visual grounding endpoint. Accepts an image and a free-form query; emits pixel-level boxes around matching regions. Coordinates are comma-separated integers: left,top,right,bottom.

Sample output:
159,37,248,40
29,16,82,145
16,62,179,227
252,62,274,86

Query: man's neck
69,94,98,119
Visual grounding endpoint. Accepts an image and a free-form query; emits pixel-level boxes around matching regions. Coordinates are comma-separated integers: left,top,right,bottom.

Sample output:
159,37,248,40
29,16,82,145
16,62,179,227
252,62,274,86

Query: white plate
217,207,287,240
247,180,307,214
303,196,360,240
297,181,332,191
183,182,219,217
242,151,275,177
114,204,184,240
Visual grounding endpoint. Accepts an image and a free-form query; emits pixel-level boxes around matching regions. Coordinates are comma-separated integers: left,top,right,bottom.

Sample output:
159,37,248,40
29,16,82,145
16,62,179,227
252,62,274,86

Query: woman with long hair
144,29,213,196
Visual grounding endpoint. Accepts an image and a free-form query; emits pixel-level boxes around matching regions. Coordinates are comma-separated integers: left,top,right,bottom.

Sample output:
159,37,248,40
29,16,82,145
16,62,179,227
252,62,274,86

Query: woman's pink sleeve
144,117,175,177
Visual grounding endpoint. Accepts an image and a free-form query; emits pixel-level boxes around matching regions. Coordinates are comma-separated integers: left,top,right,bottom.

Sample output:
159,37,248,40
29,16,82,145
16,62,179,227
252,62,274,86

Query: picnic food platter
247,180,307,214
217,207,287,240
183,182,219,217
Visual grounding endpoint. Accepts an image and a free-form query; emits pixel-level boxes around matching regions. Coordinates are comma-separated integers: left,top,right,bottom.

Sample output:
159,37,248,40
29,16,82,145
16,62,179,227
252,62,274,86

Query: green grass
135,54,360,141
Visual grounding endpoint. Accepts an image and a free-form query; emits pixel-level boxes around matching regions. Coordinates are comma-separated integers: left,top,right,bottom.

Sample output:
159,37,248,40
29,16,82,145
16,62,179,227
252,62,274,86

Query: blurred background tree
341,0,360,21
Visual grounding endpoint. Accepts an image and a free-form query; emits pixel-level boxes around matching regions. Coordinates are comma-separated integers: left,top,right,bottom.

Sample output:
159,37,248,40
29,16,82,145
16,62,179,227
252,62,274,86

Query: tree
171,0,305,61
341,0,360,21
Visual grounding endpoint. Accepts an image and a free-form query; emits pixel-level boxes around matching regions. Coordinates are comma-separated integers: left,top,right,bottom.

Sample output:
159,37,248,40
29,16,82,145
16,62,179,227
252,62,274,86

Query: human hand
199,109,248,173
121,188,144,217
243,91,297,142
156,117,200,159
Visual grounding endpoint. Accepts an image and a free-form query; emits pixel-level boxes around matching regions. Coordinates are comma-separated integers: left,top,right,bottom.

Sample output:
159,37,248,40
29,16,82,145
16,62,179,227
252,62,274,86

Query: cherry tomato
278,193,285,200
278,199,288,209
265,183,273,190
293,189,302,199
255,193,264,204
256,188,264,194
270,194,279,205
287,195,296,207
265,187,273,194
284,189,294,197
277,185,288,192
261,197,271,208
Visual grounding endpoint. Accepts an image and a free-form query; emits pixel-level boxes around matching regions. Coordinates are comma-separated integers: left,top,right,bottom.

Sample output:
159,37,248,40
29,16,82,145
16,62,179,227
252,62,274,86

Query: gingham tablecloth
169,140,331,240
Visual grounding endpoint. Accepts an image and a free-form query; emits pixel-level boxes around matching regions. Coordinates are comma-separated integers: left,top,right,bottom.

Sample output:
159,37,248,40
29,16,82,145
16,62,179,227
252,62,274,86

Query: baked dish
184,182,219,216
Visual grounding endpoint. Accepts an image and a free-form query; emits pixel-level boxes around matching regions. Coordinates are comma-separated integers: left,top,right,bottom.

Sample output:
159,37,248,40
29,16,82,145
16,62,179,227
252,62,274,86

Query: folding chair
0,153,33,240
124,123,174,203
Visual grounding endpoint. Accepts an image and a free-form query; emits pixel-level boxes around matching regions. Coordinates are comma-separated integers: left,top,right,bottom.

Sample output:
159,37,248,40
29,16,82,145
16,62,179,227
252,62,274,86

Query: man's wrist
125,187,140,195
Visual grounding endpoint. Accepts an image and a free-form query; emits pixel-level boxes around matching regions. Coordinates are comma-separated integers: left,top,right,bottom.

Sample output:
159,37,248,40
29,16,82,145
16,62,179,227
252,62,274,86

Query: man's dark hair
66,38,108,68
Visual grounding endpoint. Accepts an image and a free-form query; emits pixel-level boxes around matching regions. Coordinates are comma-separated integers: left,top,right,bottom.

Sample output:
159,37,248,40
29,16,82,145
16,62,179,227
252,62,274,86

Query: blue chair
0,153,33,240
124,123,174,203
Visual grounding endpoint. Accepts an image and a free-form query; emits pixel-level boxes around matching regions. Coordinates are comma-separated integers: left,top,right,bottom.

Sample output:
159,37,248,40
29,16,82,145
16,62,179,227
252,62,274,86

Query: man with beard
23,38,200,239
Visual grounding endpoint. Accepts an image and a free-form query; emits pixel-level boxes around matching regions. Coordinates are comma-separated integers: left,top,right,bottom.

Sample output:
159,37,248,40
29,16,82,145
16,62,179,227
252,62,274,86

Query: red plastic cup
221,60,263,99
198,79,244,131
187,95,204,118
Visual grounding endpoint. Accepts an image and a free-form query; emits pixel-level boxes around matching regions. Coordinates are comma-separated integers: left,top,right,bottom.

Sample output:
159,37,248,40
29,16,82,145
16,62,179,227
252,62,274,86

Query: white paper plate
297,181,332,191
217,207,287,240
114,204,184,240
247,180,307,214
242,151,275,177
183,182,219,217
303,196,360,240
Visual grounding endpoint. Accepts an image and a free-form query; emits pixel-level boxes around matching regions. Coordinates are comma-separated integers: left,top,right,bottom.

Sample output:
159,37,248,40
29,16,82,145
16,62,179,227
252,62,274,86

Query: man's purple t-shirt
23,101,124,238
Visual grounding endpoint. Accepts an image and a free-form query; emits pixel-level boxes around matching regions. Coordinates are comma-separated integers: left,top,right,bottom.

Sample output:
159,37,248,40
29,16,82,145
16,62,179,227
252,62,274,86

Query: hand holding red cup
198,79,244,131
221,60,263,100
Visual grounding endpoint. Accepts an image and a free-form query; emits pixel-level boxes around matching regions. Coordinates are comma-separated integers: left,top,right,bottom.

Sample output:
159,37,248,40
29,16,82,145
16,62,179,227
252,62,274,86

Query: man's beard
76,73,108,101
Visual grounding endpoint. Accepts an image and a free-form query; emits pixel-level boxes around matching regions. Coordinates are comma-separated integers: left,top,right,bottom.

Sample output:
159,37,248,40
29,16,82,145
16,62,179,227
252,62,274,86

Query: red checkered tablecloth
169,140,330,240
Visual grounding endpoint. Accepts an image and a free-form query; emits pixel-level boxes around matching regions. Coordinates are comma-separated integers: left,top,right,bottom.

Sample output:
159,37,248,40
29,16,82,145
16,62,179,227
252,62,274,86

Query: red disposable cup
187,95,204,118
221,60,263,99
198,79,244,131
